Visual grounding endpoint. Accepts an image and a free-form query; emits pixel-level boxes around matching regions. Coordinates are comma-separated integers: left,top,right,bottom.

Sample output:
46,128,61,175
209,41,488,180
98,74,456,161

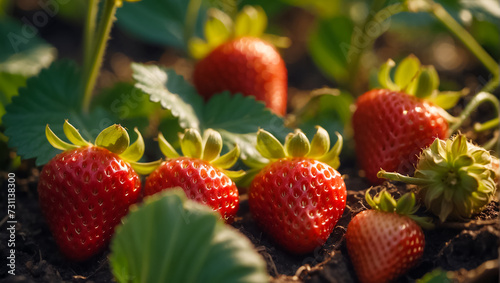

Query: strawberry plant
0,0,499,282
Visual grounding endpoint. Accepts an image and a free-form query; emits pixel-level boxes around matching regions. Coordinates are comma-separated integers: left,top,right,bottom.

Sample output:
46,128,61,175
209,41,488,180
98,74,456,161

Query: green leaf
0,73,26,125
308,16,353,85
179,128,203,159
3,60,116,165
201,92,289,161
91,82,162,132
0,17,57,76
109,189,269,283
120,128,145,162
293,89,354,140
132,63,203,129
116,0,206,49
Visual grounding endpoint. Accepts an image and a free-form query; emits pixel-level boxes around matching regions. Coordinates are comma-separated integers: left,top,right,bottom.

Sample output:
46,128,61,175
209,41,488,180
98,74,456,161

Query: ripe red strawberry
144,128,243,223
38,121,159,261
193,37,287,116
190,6,288,116
353,89,448,184
248,127,346,254
346,190,432,283
352,56,460,184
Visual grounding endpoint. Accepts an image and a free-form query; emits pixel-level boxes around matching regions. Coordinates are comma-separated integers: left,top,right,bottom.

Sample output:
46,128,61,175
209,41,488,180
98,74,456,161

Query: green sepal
129,159,162,175
256,129,286,160
395,54,421,92
202,129,223,162
223,169,246,182
308,126,330,158
365,189,434,229
212,145,240,170
120,128,145,162
63,120,91,147
95,124,130,155
179,128,203,159
427,90,466,110
45,124,79,151
378,59,398,90
413,66,439,99
318,132,343,169
158,132,180,159
234,6,267,38
284,130,310,158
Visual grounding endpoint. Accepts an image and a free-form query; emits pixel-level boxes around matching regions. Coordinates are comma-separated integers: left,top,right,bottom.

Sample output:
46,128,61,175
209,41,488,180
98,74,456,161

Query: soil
0,163,498,283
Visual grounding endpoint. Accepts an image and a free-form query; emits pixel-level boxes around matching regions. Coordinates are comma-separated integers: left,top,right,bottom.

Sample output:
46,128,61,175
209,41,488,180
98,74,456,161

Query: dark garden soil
0,163,498,283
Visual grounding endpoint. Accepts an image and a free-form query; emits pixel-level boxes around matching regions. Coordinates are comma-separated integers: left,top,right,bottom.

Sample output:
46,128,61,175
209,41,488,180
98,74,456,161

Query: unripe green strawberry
346,190,433,283
378,134,497,222
144,129,243,223
38,121,159,261
248,127,346,254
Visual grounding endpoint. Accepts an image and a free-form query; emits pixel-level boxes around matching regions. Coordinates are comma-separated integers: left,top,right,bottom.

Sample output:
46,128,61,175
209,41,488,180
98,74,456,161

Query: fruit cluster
33,6,499,283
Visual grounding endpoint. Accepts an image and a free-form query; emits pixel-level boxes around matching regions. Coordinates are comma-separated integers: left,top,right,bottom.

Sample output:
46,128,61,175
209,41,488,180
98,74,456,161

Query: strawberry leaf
116,0,206,50
132,63,203,129
109,189,269,283
0,17,57,77
3,60,116,166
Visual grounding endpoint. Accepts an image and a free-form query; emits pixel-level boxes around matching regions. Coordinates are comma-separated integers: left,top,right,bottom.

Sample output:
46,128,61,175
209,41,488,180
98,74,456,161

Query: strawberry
144,128,243,223
38,121,159,261
353,89,449,184
189,6,288,116
247,126,346,254
346,190,433,283
378,134,497,222
352,55,463,184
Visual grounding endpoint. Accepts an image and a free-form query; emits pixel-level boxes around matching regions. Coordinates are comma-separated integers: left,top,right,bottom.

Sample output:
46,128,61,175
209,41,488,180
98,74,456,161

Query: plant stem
429,1,500,92
84,0,99,71
474,118,499,132
377,170,429,185
347,1,403,94
184,0,203,49
82,0,118,114
448,92,500,135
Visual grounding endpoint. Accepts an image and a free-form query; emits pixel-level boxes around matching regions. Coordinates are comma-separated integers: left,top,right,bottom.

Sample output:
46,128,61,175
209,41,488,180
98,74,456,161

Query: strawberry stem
83,0,99,71
377,170,429,186
448,92,500,138
474,118,499,133
427,1,499,93
184,0,203,48
82,0,119,114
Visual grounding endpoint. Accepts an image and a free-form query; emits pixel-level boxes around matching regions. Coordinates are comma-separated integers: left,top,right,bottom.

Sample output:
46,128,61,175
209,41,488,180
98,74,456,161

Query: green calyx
378,134,497,222
158,128,244,180
378,54,465,110
256,126,343,169
188,5,290,60
46,120,161,175
365,189,434,229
